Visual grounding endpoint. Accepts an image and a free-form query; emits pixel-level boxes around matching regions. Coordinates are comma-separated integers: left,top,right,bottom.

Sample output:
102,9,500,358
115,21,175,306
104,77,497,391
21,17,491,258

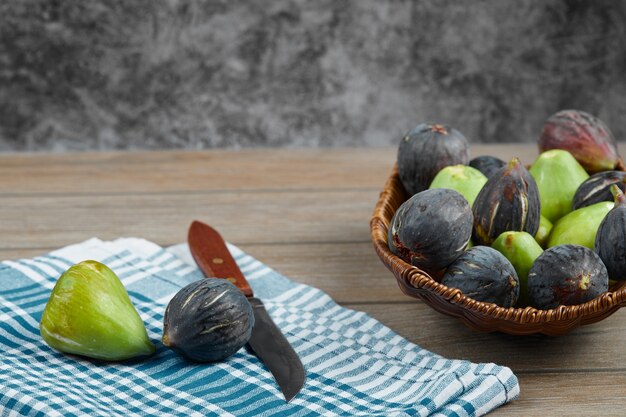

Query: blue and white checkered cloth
0,238,519,416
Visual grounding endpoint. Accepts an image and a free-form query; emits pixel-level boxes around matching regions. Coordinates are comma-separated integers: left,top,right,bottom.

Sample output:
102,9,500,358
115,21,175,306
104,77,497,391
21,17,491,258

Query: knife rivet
212,258,224,264
227,277,237,283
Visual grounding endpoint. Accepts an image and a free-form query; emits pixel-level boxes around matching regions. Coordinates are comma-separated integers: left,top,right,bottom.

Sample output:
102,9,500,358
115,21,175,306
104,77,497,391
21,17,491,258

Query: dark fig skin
162,279,254,363
469,155,506,179
397,123,469,196
441,246,519,307
539,110,619,174
388,188,473,275
528,244,608,309
595,187,626,281
472,157,541,246
572,170,626,210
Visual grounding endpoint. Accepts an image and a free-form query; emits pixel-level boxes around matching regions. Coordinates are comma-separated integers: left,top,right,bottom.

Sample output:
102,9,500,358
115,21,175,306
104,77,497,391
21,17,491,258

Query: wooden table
2,144,626,416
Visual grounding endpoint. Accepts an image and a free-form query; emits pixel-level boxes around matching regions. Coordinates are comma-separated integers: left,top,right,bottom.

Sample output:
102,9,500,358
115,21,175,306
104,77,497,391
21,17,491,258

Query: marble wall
1,0,624,151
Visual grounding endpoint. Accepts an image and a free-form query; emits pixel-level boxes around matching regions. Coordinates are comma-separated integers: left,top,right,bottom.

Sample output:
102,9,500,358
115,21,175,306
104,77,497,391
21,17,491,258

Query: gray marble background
1,0,625,151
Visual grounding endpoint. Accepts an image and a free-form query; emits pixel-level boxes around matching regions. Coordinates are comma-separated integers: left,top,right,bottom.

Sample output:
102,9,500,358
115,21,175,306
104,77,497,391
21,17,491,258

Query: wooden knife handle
188,221,253,297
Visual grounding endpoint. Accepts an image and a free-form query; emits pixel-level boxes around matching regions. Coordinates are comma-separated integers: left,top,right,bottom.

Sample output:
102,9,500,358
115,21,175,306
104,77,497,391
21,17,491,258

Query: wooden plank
493,372,626,416
0,248,49,260
0,189,379,249
0,148,395,195
0,144,541,195
349,302,626,372
239,242,403,303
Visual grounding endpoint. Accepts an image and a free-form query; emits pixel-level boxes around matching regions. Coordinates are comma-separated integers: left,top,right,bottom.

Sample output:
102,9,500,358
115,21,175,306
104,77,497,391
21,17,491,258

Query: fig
492,231,543,307
429,164,488,207
397,123,469,195
535,215,553,248
529,149,589,223
528,244,608,309
594,186,626,280
40,260,155,361
162,279,254,362
469,155,506,179
572,170,626,210
539,109,619,174
441,246,519,307
547,201,612,249
472,157,541,246
388,188,472,275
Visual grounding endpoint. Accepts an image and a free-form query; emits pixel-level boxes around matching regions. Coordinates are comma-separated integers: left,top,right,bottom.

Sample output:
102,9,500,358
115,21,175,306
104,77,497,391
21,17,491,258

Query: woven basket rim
370,164,626,333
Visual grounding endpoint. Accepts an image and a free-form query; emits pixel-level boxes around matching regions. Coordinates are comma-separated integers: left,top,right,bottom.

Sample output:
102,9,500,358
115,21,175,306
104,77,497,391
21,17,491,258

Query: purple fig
528,244,608,309
469,155,506,179
539,110,619,173
572,170,626,210
594,185,626,281
397,123,469,196
441,246,519,307
472,157,541,246
388,188,472,275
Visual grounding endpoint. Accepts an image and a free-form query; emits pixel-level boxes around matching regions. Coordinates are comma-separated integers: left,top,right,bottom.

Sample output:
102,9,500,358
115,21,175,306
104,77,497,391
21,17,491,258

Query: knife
187,220,305,402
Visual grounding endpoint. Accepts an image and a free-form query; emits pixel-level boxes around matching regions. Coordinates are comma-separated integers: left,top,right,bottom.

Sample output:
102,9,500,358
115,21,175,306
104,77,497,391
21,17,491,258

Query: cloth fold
0,238,519,416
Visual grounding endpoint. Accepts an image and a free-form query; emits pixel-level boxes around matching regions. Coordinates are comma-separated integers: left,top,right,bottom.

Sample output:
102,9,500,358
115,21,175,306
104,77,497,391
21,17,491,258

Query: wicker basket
370,164,626,336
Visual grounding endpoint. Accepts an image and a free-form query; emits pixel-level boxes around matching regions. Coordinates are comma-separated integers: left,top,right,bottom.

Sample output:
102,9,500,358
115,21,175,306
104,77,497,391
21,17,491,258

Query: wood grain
495,372,626,417
0,190,378,249
3,145,626,416
0,144,541,195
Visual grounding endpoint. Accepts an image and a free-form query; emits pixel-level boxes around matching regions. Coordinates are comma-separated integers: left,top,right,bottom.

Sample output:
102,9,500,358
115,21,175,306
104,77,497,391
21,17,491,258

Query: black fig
594,186,626,281
163,279,254,362
397,123,469,196
472,157,541,246
469,155,506,179
528,244,608,309
388,188,472,275
441,246,519,307
572,170,626,210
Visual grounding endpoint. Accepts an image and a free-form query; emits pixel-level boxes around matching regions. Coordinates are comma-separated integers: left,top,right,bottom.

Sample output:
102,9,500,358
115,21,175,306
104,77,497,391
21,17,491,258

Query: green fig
529,149,589,223
547,201,613,249
534,215,553,248
429,164,488,207
492,231,544,307
40,260,155,361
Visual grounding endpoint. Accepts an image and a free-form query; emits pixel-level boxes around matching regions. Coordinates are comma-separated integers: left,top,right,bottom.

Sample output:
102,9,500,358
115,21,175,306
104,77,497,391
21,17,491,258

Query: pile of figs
389,110,625,310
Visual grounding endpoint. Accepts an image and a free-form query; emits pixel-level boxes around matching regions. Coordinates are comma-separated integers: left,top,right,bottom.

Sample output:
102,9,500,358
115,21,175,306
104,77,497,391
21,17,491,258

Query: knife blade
187,220,305,402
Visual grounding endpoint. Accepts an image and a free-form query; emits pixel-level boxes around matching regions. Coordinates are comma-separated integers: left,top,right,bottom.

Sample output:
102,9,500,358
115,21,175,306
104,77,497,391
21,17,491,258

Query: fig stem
610,184,626,206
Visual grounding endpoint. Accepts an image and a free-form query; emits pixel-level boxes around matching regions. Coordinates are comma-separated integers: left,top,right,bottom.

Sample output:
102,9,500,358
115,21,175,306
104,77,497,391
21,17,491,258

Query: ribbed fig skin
388,188,472,274
163,279,254,362
472,158,541,246
539,110,619,173
528,244,608,309
441,246,519,307
397,123,469,196
572,170,626,210
469,155,506,179
595,196,626,281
